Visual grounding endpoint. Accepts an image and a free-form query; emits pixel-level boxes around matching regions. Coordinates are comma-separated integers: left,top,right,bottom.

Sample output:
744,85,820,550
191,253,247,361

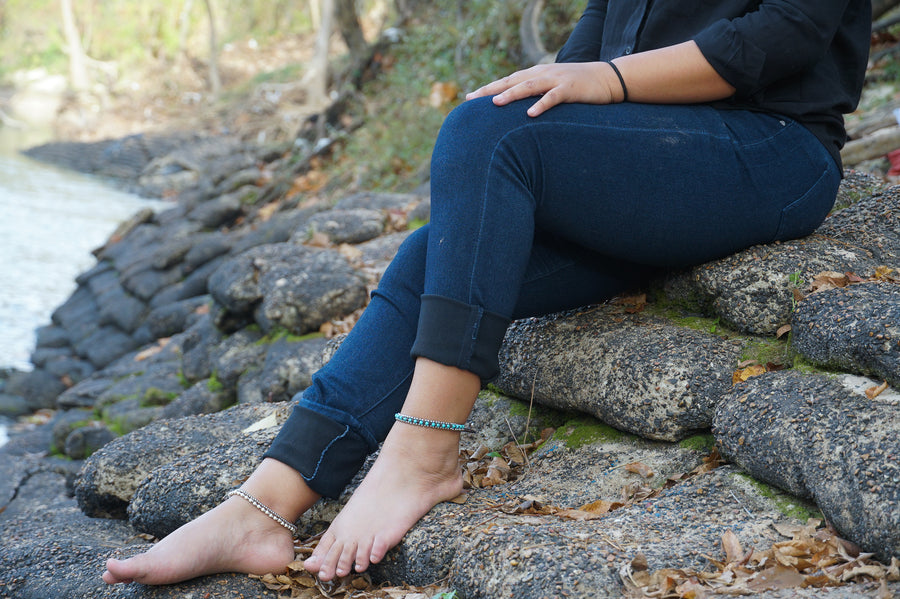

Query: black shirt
556,0,872,169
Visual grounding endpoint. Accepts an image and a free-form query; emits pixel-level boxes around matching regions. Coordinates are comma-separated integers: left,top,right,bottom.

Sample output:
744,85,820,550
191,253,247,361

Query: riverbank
0,113,898,596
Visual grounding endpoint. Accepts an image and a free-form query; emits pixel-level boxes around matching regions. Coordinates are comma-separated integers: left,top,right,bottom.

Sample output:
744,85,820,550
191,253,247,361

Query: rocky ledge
0,136,898,598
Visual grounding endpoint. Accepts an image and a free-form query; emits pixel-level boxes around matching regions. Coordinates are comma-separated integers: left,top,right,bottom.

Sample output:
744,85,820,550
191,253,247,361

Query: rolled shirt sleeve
693,0,854,98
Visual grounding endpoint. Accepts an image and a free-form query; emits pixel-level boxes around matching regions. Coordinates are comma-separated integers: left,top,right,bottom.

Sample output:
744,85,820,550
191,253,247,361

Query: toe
334,542,357,577
304,533,333,574
369,535,391,565
317,539,346,581
354,538,373,573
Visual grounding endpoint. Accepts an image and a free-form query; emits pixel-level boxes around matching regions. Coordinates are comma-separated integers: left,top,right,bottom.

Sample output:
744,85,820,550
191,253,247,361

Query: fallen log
840,125,900,165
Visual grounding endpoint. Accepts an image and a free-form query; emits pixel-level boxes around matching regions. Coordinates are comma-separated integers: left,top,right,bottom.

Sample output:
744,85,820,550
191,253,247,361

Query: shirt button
624,46,633,54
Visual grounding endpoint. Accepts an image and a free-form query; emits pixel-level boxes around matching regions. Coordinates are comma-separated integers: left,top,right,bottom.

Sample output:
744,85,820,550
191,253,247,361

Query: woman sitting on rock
103,0,871,586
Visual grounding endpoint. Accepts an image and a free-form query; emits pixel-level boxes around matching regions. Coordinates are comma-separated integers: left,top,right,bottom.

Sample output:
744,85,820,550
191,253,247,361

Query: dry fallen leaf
733,364,767,384
866,381,890,399
624,461,655,478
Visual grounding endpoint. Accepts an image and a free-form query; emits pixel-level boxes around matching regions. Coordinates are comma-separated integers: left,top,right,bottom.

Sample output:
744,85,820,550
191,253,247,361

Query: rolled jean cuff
410,294,511,382
263,404,369,499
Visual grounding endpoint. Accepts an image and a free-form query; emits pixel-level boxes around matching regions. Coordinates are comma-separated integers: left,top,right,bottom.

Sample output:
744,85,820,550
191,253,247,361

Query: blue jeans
265,98,840,497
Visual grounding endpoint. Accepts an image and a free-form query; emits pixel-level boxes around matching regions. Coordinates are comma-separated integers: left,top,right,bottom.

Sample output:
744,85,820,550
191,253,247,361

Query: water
0,130,164,371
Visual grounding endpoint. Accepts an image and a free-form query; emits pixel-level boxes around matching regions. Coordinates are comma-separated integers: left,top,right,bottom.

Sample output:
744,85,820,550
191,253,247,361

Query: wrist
605,60,628,103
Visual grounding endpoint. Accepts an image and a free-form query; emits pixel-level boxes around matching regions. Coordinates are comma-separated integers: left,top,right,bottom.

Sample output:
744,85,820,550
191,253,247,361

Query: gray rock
4,367,66,410
144,295,211,339
0,393,30,417
209,326,266,387
51,408,97,453
819,184,900,266
664,235,879,335
120,263,186,302
357,230,414,275
75,402,291,518
64,424,118,459
159,379,234,419
75,325,141,368
148,256,224,309
714,371,900,562
228,209,316,255
128,428,277,537
236,335,329,404
34,323,70,348
179,313,225,382
792,282,900,386
96,283,148,333
495,305,743,441
30,346,72,368
43,354,96,383
334,191,422,211
184,231,233,268
209,243,367,334
51,284,100,342
187,188,245,229
302,208,385,244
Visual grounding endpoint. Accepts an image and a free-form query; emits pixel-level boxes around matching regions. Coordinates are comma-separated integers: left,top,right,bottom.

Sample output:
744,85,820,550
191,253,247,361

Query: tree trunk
334,0,367,61
177,0,195,61
203,0,221,95
307,0,335,110
60,0,90,92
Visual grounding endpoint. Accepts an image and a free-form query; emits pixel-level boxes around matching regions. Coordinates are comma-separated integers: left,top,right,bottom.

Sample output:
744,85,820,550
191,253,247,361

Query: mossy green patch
740,337,790,367
140,388,179,407
177,369,191,389
553,416,633,449
643,302,738,337
732,473,822,521
207,373,225,393
255,328,325,346
678,434,716,452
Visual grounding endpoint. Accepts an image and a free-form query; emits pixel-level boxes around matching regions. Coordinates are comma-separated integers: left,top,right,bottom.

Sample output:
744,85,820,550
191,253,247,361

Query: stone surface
303,208,386,244
209,243,367,334
664,235,879,336
792,282,900,386
75,403,291,519
495,305,743,441
714,370,900,563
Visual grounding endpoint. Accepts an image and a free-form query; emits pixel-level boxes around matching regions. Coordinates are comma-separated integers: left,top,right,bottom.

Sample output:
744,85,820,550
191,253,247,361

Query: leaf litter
620,519,900,598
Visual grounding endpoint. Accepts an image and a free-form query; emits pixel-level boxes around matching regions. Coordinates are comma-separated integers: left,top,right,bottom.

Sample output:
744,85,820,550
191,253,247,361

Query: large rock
302,208,385,244
664,235,879,336
208,243,367,334
792,282,900,386
75,402,291,519
236,334,329,404
819,184,900,266
714,371,900,563
495,305,743,441
127,428,278,537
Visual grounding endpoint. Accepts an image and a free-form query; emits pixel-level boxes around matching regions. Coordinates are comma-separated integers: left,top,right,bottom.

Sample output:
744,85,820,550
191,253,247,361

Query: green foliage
140,387,180,407
678,434,716,452
330,0,582,191
207,372,224,393
553,416,633,449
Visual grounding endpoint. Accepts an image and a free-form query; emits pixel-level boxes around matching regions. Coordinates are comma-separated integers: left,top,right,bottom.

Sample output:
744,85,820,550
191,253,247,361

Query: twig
730,491,753,517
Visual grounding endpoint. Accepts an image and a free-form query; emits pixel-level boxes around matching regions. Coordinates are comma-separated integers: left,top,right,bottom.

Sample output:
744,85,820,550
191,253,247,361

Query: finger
525,85,567,117
492,77,556,106
466,66,543,101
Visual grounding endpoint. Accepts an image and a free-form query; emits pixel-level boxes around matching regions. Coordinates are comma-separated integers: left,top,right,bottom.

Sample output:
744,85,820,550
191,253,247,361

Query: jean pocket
771,166,839,243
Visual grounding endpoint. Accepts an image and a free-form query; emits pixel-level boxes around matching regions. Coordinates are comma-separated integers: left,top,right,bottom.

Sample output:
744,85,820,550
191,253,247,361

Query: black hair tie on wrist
607,60,628,102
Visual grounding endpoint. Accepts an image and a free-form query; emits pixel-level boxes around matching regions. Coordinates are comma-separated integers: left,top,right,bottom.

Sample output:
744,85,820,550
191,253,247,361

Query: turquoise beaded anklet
395,413,474,433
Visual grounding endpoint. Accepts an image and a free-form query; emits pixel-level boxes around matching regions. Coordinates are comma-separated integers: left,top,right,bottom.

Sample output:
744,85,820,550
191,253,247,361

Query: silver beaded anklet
394,412,474,433
225,488,298,535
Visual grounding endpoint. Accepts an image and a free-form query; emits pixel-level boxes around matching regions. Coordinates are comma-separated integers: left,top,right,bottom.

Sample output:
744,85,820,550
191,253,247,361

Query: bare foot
303,424,463,581
102,495,296,585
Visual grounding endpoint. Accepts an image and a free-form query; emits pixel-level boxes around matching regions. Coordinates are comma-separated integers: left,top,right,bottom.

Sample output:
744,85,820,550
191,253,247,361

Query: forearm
610,40,736,104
